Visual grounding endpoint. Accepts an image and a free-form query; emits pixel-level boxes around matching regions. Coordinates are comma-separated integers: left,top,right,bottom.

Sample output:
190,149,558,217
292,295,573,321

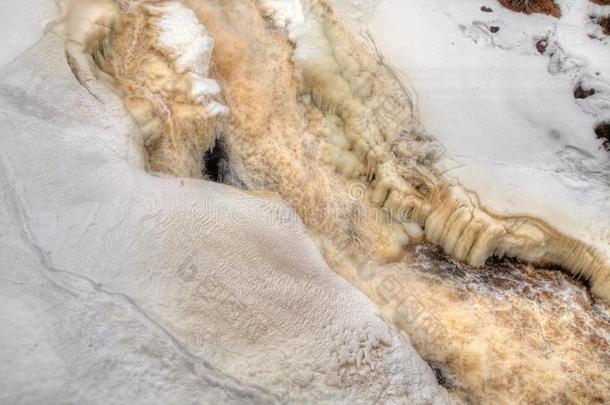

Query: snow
349,0,610,259
258,0,305,29
3,0,607,401
0,1,446,403
205,100,230,117
259,0,333,64
191,75,221,99
0,0,55,68
148,2,214,76
149,2,229,117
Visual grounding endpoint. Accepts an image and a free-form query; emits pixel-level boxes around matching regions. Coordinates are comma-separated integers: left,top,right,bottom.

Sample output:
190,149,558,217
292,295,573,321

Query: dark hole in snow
202,137,246,188
595,122,610,151
430,366,455,389
481,5,493,12
574,84,596,99
203,138,229,182
536,38,548,54
490,26,500,33
433,368,446,386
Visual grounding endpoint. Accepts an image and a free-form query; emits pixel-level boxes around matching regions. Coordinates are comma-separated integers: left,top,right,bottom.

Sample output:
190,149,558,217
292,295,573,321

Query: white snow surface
0,0,55,67
0,1,447,403
191,75,221,99
259,0,306,29
205,100,230,117
355,0,610,260
151,2,229,116
150,2,214,76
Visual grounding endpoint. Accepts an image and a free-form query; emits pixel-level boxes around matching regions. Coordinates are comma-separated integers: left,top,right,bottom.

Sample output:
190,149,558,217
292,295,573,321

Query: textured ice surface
0,0,55,67
0,3,446,403
3,0,609,403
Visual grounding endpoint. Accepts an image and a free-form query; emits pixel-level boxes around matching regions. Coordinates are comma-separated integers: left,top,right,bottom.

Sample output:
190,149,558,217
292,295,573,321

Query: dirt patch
498,0,561,18
481,5,493,12
591,0,610,5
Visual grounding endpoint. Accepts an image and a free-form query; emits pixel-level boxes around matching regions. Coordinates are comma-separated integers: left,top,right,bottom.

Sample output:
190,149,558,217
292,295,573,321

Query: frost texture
3,0,610,404
0,0,447,403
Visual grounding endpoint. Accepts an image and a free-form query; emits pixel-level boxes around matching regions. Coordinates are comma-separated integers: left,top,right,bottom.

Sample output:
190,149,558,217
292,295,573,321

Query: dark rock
574,84,596,99
595,122,610,151
536,38,548,54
